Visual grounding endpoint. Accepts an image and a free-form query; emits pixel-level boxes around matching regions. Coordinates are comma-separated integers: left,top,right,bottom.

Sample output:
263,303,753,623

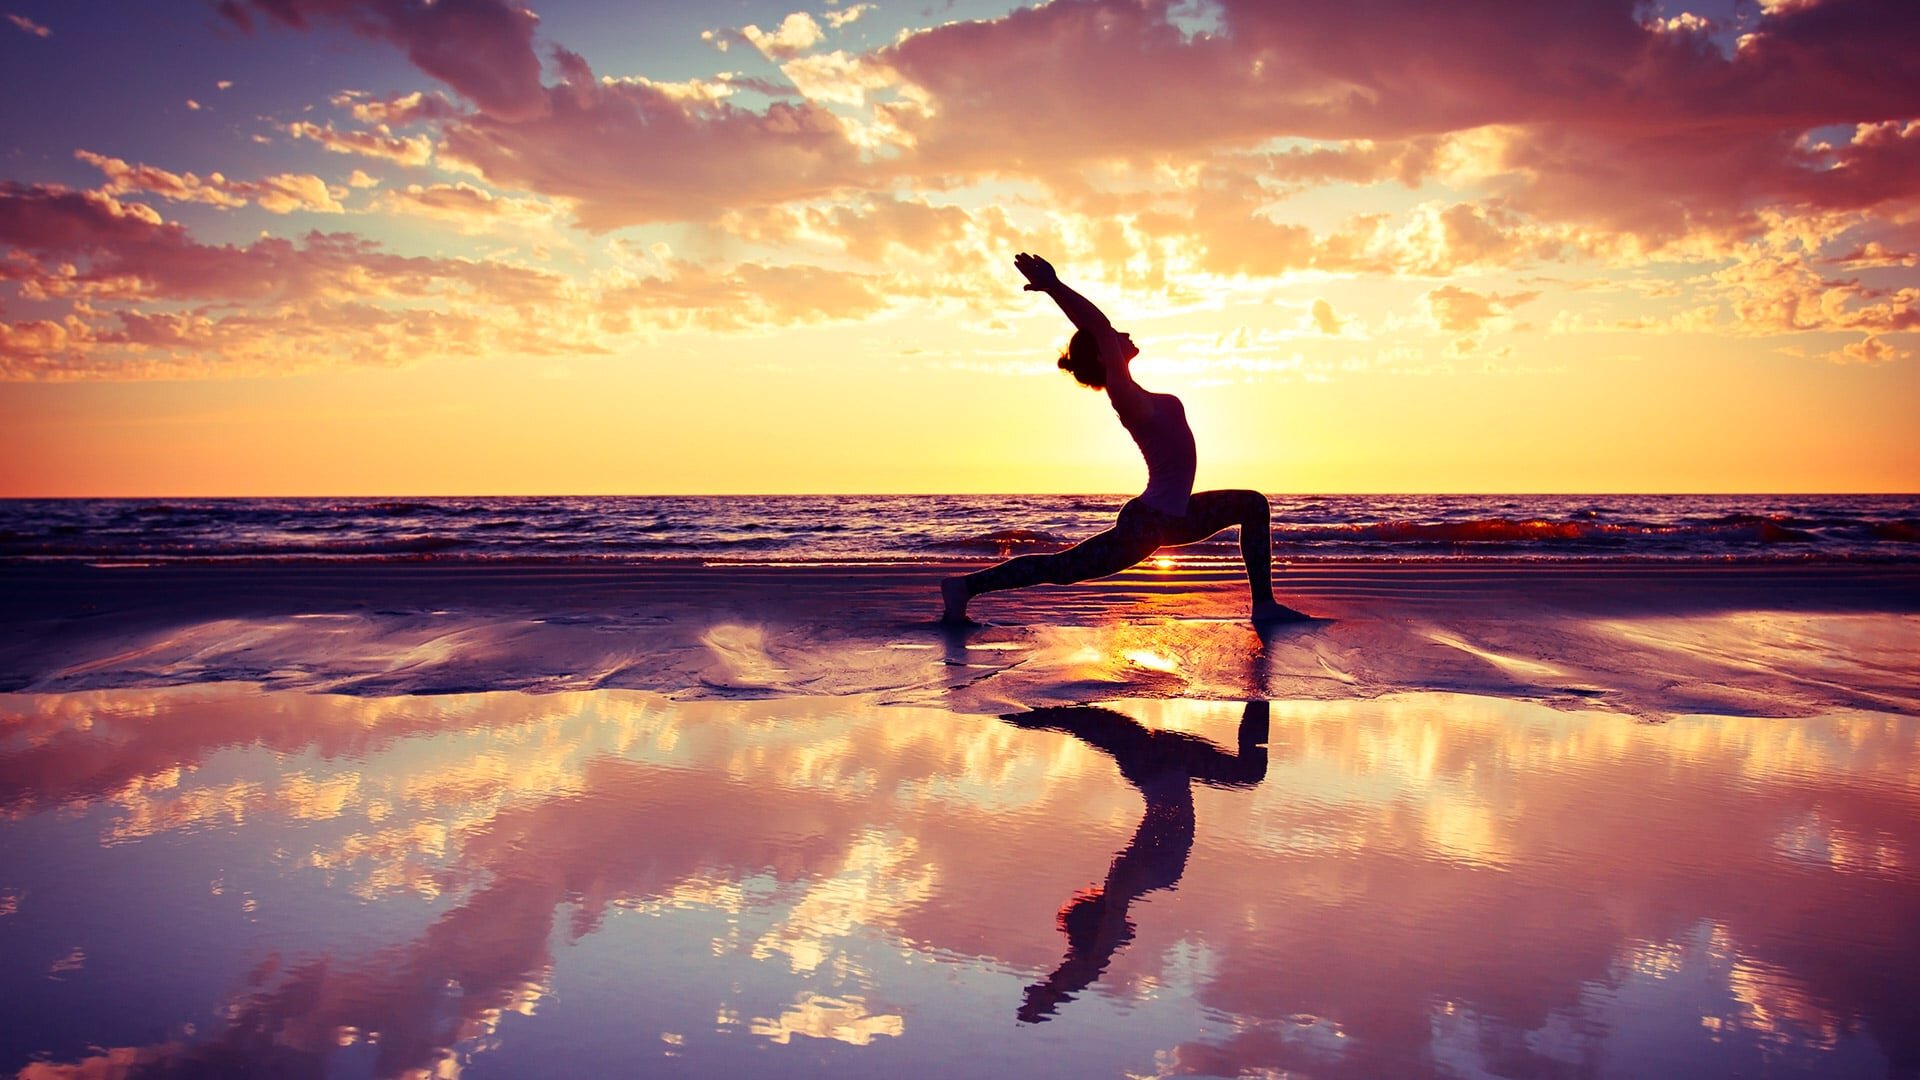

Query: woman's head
1058,328,1105,388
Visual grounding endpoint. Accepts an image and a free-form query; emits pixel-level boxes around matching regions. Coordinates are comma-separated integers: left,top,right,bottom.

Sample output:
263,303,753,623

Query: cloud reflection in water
0,686,1914,1078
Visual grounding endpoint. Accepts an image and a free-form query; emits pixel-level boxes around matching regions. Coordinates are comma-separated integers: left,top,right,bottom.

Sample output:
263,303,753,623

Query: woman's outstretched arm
1014,252,1113,334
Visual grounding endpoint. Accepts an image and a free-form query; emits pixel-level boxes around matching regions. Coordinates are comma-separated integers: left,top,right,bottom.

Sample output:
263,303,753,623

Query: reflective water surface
2,686,1916,1078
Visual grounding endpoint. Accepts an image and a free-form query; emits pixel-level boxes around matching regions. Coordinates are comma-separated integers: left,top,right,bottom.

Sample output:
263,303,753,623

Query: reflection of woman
942,254,1309,626
1008,701,1269,1023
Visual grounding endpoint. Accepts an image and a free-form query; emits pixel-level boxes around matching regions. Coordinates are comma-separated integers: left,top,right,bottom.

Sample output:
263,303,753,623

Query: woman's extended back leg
962,525,1160,599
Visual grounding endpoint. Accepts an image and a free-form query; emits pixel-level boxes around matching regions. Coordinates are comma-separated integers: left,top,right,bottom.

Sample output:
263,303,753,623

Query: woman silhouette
941,253,1309,625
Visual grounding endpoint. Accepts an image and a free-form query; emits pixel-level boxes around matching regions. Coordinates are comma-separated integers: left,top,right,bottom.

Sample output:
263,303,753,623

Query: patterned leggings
962,490,1273,601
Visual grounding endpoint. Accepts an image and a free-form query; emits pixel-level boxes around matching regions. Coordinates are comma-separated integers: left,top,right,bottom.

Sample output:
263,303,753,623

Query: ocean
2,493,1915,565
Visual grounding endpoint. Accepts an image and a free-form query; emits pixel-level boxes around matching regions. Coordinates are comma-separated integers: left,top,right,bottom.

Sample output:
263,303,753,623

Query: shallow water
3,687,1916,1078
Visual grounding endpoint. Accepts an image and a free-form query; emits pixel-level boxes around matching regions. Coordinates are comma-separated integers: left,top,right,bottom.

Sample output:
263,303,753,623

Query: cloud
215,0,547,120
230,0,1918,262
375,182,560,232
1711,248,1920,336
0,180,593,377
437,49,865,231
286,120,434,166
596,255,887,333
0,181,561,306
775,50,901,110
1424,286,1539,334
6,12,50,37
1791,121,1920,212
874,0,1920,249
725,194,978,263
334,88,461,127
1310,299,1341,335
215,0,1920,254
0,181,911,378
742,12,824,60
77,150,347,214
823,4,872,30
1825,334,1911,364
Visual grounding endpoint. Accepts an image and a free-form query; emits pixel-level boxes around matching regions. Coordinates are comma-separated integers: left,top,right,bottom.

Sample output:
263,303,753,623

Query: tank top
1117,391,1197,516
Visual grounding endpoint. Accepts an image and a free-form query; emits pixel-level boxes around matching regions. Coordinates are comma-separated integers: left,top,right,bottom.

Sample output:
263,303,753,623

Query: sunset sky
2,0,1916,495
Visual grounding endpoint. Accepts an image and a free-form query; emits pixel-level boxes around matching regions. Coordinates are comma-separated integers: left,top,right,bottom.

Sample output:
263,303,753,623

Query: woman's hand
1014,252,1059,292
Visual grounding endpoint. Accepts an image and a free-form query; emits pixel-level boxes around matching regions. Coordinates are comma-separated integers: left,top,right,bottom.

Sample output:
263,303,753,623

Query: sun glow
1124,649,1179,673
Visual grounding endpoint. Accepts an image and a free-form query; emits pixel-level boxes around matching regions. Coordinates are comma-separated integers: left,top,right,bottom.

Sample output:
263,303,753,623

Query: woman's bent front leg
1172,490,1309,622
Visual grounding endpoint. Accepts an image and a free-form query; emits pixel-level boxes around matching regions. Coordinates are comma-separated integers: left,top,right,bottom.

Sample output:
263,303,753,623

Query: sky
0,0,1916,496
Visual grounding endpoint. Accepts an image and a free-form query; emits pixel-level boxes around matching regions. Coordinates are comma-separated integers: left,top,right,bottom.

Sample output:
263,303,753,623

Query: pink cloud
875,0,1920,246
5,12,50,37
215,0,547,120
0,181,591,377
1791,121,1920,211
223,0,1912,256
0,183,421,302
0,181,911,378
438,49,865,231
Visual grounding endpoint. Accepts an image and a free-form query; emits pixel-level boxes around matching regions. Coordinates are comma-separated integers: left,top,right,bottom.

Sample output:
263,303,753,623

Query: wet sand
2,561,1916,718
1,561,1917,1077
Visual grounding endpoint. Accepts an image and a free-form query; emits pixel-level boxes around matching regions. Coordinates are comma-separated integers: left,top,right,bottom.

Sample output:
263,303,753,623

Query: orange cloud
375,182,560,232
1424,285,1539,334
286,120,434,167
77,150,346,214
597,256,887,333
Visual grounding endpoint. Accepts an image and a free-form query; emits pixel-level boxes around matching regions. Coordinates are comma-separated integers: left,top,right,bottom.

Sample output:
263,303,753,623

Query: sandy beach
3,559,1918,1078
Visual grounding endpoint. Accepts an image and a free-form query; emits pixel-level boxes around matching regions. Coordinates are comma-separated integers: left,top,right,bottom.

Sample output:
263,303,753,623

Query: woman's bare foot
941,577,974,623
1252,599,1312,625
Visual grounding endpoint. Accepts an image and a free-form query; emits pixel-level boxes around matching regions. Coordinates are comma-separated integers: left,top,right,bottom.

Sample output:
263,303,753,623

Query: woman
941,253,1309,625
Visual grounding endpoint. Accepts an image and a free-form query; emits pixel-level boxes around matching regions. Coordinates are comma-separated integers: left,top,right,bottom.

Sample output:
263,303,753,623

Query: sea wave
1276,516,1819,547
1,495,1915,565
932,528,1077,554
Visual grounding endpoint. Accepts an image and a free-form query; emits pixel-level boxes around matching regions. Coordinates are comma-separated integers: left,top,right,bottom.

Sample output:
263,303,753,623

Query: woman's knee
1196,489,1266,522
1226,489,1269,523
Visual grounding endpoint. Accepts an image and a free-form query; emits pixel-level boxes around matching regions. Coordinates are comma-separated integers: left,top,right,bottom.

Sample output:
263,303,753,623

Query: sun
1152,556,1175,571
